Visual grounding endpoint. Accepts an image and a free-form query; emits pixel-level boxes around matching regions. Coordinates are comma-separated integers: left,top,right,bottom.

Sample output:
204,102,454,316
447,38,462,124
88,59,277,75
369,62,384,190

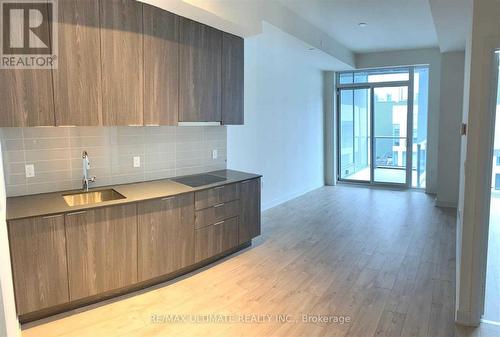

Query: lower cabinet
8,214,69,315
194,216,239,263
239,178,261,244
8,177,261,320
64,204,138,300
137,193,195,281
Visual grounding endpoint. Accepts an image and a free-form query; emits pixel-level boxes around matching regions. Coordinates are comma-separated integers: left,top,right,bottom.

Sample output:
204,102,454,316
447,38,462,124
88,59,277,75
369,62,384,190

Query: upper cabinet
0,1,245,127
222,33,244,125
0,70,55,127
143,4,179,126
179,18,222,122
100,0,143,126
53,0,102,126
0,0,54,127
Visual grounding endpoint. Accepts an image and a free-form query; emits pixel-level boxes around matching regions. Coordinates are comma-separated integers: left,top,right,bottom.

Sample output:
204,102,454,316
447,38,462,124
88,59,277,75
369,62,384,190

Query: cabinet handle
214,203,224,208
145,124,159,127
161,196,174,201
42,214,61,219
67,211,86,216
213,220,225,226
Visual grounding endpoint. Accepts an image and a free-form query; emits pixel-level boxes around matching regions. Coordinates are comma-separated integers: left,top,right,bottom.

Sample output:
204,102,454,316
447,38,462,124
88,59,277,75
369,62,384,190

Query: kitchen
0,0,263,334
1,0,494,336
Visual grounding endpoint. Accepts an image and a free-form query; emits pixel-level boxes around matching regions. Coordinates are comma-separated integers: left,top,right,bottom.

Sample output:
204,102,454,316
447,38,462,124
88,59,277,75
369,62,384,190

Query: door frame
475,47,500,324
456,39,500,326
336,69,415,188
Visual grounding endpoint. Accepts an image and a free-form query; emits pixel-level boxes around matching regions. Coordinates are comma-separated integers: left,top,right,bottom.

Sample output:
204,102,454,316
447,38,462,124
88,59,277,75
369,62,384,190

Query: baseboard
435,199,458,208
262,183,323,211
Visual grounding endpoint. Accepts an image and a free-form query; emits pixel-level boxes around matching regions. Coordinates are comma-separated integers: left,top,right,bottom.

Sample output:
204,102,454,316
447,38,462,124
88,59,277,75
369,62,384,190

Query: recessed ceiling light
358,22,368,27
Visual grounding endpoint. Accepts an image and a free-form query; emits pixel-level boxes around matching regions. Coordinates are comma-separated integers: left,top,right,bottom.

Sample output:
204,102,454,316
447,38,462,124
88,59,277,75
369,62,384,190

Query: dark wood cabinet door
8,215,69,315
179,17,222,122
239,178,261,244
0,1,54,127
137,193,195,281
53,0,102,126
65,204,137,300
222,32,244,125
100,0,143,126
0,70,55,127
143,4,179,126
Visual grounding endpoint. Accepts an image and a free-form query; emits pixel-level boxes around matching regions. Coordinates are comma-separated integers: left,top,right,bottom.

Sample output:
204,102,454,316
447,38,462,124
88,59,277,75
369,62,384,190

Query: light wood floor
21,185,476,337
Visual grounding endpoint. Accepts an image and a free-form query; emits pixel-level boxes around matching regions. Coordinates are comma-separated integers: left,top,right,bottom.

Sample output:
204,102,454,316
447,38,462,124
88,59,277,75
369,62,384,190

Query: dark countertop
6,170,261,221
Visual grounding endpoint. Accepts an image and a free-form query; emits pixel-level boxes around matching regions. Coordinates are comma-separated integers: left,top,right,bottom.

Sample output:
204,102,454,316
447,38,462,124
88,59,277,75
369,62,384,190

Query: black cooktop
171,174,227,187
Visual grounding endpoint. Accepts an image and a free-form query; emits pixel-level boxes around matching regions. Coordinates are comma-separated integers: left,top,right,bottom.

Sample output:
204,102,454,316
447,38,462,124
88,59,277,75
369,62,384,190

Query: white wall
436,51,465,207
0,143,20,337
227,22,330,210
356,48,442,195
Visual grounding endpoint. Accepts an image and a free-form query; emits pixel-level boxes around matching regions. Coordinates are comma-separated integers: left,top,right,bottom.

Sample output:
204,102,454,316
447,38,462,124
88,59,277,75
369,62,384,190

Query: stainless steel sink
63,189,126,207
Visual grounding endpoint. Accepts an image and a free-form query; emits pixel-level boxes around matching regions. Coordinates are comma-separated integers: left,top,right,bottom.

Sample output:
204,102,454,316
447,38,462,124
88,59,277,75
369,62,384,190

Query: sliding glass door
337,67,422,188
372,86,409,185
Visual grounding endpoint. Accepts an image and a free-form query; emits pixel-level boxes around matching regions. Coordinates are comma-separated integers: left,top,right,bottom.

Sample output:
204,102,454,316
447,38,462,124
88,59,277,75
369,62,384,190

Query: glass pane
373,86,408,184
368,72,409,82
339,89,370,181
412,66,429,188
339,73,353,84
347,68,410,84
373,138,407,184
354,72,368,83
373,86,408,137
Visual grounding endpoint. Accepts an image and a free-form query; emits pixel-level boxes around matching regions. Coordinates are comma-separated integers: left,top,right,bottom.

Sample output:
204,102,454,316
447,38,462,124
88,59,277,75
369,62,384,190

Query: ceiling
277,0,469,53
142,0,471,59
428,0,472,52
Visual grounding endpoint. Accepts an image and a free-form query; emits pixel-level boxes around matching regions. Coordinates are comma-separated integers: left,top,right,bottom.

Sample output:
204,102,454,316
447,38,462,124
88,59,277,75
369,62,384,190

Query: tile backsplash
0,126,227,197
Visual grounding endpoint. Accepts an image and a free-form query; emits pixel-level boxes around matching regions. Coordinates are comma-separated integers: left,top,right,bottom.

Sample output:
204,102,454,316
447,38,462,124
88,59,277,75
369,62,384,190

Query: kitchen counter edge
6,170,262,221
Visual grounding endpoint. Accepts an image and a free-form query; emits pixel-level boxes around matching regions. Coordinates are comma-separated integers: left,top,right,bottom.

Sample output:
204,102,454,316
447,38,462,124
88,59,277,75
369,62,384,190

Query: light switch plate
25,164,35,178
212,149,218,159
133,156,141,168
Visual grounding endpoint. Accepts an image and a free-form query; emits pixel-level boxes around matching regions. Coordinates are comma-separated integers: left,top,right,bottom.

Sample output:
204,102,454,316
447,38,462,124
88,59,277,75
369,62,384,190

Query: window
393,125,400,146
496,156,500,166
336,66,429,187
496,174,500,190
337,67,410,85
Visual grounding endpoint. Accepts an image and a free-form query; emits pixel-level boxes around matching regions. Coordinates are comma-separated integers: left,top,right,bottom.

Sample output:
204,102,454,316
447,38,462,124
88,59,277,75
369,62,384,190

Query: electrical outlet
133,156,141,168
212,149,218,159
25,164,35,178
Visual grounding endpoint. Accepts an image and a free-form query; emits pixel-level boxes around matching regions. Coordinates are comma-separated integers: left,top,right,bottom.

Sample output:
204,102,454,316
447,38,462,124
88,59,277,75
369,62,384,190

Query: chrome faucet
82,150,96,192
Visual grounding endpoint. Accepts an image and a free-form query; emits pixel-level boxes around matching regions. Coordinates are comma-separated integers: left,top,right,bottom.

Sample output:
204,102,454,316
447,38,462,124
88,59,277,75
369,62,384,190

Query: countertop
6,170,261,221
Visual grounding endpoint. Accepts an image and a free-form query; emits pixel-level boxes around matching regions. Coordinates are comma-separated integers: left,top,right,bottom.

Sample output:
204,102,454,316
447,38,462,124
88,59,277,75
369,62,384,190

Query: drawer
195,183,240,210
195,199,240,229
194,216,239,262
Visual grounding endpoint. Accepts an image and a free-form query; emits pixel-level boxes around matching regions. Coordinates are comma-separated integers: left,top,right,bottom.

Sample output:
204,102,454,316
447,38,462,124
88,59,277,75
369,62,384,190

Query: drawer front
195,199,240,229
194,216,239,262
195,183,240,210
